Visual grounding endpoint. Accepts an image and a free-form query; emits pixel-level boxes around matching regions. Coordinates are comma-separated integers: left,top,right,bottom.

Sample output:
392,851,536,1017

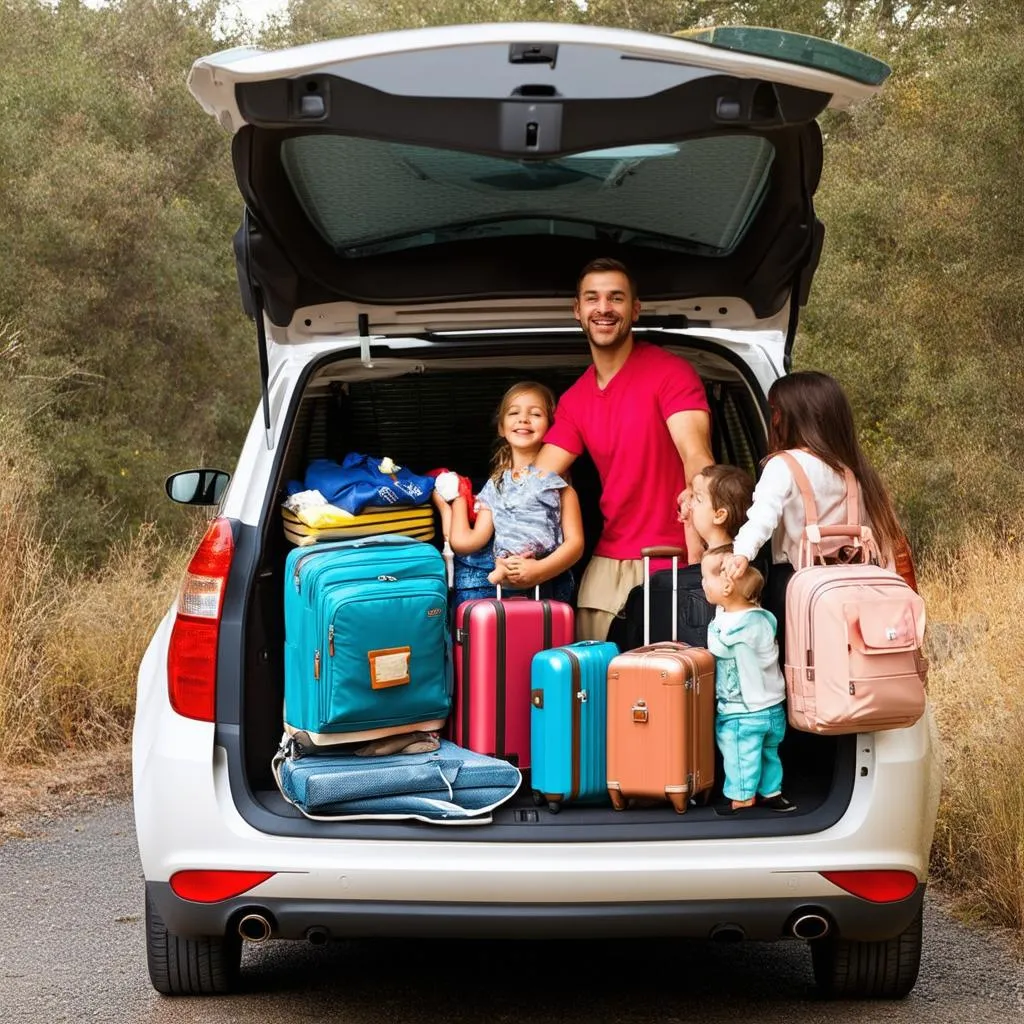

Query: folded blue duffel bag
272,739,522,825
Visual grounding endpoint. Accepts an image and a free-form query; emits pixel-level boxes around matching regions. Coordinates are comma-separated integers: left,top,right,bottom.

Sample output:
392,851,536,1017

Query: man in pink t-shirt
521,258,714,641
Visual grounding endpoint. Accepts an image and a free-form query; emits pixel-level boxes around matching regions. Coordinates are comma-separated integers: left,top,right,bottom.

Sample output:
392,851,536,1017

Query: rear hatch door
188,23,888,338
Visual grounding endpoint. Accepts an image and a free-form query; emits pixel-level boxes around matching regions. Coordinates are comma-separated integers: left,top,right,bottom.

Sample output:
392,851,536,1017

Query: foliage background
1,0,1020,565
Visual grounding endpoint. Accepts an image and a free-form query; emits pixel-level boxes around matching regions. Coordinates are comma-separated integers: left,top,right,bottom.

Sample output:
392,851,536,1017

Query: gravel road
1,798,1022,1023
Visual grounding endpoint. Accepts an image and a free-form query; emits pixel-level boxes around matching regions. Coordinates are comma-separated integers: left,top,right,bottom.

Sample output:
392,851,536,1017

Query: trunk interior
228,332,855,840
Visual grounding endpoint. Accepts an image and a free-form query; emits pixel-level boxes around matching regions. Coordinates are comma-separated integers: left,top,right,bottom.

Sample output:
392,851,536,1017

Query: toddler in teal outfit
702,556,795,814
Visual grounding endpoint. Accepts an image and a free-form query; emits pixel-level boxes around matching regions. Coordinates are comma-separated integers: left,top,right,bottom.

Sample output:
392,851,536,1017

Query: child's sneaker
758,794,797,812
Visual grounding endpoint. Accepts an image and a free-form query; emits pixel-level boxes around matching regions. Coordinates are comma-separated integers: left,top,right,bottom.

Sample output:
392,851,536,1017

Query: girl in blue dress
433,381,584,604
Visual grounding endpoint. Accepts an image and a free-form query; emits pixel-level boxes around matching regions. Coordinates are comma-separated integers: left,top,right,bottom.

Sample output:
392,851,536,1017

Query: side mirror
165,469,230,507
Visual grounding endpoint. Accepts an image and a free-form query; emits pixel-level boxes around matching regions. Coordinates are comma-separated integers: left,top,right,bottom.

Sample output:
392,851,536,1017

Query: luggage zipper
494,601,507,759
295,545,442,595
320,583,449,727
566,649,582,801
459,614,472,749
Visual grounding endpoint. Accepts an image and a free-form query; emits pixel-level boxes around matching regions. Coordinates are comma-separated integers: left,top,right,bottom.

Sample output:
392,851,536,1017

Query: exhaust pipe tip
709,923,746,943
306,926,330,946
789,910,831,941
238,912,273,943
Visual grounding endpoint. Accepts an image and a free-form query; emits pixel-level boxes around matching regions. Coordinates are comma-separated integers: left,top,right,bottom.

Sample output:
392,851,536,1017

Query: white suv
133,22,941,999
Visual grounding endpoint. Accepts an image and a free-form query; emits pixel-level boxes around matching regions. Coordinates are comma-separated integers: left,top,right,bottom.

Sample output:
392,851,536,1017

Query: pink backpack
780,452,927,734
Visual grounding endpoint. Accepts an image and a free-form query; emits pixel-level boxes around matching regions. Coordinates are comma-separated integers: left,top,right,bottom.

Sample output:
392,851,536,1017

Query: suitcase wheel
531,790,545,807
546,800,562,815
609,790,626,811
668,792,688,814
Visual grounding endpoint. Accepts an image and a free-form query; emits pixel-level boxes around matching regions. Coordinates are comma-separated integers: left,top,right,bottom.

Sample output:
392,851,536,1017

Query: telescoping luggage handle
640,546,686,646
778,452,879,569
495,584,542,600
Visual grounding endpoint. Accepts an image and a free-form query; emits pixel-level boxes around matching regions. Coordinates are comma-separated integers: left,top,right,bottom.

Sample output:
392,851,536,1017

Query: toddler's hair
733,564,765,602
696,464,754,540
700,551,764,603
490,381,557,483
700,550,728,578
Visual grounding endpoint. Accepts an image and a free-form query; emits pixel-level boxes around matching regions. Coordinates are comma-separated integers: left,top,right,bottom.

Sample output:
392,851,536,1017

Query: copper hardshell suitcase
606,547,716,813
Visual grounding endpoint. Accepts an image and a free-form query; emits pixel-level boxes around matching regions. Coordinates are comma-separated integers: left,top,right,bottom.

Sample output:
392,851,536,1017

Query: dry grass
920,543,1024,930
0,452,188,763
37,523,189,751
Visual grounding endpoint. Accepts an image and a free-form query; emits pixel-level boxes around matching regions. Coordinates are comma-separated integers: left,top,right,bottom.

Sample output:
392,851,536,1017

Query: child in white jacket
702,555,794,814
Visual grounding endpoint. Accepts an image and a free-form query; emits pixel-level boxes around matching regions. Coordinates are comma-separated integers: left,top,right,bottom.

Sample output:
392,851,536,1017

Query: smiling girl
434,381,583,601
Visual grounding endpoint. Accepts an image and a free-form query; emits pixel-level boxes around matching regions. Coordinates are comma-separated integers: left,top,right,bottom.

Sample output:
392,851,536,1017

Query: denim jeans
715,703,787,802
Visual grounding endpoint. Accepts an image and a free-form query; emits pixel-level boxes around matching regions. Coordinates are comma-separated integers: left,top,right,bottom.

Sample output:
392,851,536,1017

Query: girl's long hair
490,381,557,484
767,371,904,562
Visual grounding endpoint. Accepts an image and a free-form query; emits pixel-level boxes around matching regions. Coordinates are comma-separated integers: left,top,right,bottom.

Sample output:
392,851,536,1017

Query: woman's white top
732,450,866,566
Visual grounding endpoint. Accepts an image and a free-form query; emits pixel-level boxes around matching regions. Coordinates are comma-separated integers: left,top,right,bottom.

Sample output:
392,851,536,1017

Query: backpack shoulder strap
843,467,862,528
778,451,819,525
780,451,863,529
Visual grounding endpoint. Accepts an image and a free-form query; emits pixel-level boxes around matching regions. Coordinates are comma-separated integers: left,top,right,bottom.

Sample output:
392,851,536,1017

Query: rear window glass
678,27,890,87
280,135,774,258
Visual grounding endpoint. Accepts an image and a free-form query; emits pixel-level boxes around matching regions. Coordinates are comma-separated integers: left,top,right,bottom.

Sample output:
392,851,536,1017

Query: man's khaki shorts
575,555,646,642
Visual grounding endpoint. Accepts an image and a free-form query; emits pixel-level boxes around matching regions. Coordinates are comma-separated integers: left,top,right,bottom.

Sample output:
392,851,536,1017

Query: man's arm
667,408,714,483
533,442,578,477
667,409,714,563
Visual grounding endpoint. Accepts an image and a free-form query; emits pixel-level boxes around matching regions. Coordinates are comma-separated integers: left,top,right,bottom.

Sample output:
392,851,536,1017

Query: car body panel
188,24,883,130
180,23,890,333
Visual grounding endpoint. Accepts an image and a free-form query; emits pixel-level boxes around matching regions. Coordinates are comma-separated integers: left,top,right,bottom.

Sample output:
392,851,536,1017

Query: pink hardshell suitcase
606,548,716,813
454,590,574,769
780,453,927,735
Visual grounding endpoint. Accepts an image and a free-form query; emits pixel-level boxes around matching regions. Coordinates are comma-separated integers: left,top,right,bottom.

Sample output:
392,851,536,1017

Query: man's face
573,271,640,351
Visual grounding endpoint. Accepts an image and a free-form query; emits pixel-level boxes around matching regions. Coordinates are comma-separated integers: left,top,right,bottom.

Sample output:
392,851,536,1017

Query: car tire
810,906,923,999
145,890,242,995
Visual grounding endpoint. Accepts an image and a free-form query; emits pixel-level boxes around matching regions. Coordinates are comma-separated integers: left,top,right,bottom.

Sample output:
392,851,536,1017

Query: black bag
607,561,714,651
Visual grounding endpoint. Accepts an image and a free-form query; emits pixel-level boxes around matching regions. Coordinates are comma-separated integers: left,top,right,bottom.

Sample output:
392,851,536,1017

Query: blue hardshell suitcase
283,535,452,747
529,640,619,812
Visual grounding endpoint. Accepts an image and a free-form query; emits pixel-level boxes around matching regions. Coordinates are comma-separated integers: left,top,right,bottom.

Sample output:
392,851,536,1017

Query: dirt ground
0,743,132,844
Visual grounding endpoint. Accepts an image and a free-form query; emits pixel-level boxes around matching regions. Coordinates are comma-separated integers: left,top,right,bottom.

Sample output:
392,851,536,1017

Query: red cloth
426,468,477,525
542,341,709,561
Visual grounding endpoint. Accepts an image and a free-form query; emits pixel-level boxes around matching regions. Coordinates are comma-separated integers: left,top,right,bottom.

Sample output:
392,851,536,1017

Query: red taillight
820,870,918,903
170,869,275,903
894,533,918,592
167,517,234,722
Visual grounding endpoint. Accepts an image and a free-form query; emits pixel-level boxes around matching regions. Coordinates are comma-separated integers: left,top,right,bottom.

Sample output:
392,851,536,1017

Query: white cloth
283,488,329,513
732,450,866,566
433,471,462,502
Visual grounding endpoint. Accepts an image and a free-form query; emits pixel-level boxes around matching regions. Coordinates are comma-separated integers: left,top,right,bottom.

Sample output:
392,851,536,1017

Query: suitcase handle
640,546,686,559
495,584,542,600
640,548,684,646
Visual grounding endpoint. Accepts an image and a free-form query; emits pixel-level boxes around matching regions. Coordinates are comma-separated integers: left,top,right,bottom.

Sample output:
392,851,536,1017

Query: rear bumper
147,880,926,943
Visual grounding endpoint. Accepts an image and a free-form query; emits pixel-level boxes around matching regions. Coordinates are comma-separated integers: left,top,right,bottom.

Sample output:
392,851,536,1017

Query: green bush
0,0,1020,567
0,0,256,565
799,10,1024,554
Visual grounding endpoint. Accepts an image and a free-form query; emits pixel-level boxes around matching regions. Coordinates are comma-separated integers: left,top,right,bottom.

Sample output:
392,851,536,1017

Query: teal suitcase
529,640,619,813
283,535,452,747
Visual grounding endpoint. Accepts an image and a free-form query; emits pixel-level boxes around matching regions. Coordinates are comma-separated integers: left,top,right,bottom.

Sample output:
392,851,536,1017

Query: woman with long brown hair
723,371,906,657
